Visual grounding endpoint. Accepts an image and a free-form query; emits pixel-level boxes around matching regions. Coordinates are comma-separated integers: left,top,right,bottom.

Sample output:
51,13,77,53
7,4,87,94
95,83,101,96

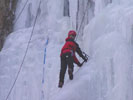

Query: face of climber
70,34,76,40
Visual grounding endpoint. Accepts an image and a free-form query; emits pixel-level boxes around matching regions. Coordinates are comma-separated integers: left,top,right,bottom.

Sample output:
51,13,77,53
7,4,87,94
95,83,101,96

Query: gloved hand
77,62,83,67
82,56,88,62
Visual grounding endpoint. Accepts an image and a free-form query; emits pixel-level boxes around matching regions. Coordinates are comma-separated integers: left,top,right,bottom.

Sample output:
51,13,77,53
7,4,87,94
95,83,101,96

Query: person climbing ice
58,30,88,88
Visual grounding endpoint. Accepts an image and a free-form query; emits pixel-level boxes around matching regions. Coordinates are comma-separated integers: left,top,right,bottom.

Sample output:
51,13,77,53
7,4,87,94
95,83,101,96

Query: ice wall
0,0,69,100
0,0,133,100
83,1,133,100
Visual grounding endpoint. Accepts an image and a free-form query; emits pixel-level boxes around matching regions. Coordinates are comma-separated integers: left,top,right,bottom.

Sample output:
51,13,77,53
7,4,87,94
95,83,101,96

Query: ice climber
58,30,88,88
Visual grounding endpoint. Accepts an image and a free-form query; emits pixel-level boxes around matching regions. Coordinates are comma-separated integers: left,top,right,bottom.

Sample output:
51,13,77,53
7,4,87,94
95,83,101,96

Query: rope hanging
5,0,42,100
75,0,89,41
14,0,29,24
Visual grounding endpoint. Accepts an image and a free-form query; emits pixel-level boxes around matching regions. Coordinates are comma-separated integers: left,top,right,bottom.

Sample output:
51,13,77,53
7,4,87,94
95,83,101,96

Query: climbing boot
68,69,73,80
58,82,64,88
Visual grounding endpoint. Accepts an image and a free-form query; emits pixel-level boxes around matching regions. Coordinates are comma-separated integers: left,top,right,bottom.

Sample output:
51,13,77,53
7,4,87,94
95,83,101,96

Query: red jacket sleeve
73,54,80,65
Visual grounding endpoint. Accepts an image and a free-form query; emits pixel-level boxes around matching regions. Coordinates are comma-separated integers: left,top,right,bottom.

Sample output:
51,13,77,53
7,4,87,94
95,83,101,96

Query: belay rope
14,0,29,24
5,0,42,100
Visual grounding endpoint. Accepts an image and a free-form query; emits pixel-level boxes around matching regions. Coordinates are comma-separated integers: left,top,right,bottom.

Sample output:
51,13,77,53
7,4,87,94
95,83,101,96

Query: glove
82,56,88,62
77,62,83,67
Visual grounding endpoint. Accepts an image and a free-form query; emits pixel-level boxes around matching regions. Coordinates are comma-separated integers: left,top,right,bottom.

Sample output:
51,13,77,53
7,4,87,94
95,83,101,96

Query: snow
0,0,133,100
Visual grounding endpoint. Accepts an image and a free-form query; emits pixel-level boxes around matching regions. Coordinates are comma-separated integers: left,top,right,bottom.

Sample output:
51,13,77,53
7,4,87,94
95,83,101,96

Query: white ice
0,0,133,100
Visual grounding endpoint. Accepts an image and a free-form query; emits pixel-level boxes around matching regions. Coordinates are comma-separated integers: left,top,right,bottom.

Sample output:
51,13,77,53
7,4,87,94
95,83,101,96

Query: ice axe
81,52,89,66
75,52,89,74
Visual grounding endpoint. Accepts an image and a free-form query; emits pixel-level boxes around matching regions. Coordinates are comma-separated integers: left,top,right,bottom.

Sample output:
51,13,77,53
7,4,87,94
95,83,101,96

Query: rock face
0,0,17,50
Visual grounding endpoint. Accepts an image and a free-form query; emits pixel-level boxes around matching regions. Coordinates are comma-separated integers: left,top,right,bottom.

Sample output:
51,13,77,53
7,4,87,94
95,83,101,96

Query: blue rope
43,37,49,64
41,37,49,100
42,37,49,84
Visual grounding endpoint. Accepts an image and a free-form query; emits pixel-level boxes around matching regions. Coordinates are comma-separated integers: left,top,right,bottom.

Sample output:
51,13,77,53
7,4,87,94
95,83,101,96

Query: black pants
59,52,74,83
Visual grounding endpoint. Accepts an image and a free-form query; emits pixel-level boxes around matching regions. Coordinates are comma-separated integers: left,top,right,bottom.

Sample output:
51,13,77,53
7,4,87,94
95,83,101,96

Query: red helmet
68,30,76,37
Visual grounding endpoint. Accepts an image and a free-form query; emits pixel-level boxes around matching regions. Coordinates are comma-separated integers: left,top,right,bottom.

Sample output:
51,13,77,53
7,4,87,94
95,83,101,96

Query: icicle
63,0,70,16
